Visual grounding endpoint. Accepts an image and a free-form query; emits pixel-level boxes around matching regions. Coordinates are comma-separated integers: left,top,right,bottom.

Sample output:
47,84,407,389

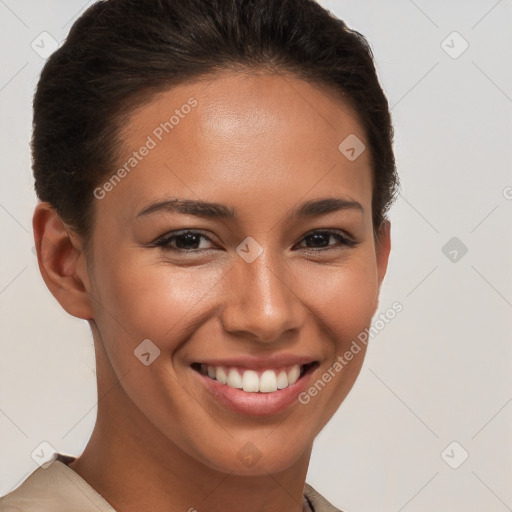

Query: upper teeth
199,364,302,393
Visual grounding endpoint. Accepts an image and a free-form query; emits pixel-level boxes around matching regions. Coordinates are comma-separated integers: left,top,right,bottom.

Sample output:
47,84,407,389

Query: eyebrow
135,196,364,220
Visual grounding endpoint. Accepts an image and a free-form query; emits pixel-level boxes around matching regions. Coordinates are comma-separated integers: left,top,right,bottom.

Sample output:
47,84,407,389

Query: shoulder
0,455,115,512
0,463,53,512
304,482,346,512
1,459,342,512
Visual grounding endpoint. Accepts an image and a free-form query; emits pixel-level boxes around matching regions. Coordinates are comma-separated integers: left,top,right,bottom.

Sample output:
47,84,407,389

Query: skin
33,70,391,512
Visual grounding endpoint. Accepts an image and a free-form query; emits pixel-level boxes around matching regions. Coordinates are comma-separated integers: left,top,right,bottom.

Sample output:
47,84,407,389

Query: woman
0,0,398,510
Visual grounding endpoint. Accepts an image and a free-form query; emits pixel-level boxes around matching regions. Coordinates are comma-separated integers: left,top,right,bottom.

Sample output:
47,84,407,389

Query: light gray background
1,1,511,511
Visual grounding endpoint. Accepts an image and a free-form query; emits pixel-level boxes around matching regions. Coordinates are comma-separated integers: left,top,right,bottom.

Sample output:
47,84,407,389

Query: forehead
98,71,373,223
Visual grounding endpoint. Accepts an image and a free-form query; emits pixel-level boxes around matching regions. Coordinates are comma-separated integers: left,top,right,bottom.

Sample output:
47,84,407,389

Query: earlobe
32,201,94,320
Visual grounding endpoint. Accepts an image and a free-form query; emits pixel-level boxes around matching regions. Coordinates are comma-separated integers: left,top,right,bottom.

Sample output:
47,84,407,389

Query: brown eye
154,231,215,252
297,230,357,250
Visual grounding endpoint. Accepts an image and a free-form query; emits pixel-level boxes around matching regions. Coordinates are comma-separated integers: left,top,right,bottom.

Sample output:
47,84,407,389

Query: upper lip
191,354,319,371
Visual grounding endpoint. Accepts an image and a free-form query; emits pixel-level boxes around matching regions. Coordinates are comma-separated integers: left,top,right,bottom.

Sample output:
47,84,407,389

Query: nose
219,249,305,343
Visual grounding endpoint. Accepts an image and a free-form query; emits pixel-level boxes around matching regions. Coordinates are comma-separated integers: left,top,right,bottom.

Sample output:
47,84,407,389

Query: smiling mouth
191,361,319,393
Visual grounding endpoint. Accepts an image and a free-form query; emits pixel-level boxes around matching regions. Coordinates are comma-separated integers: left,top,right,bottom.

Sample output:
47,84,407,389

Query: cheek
288,255,378,431
92,246,379,354
87,247,379,458
92,258,229,352
298,256,379,343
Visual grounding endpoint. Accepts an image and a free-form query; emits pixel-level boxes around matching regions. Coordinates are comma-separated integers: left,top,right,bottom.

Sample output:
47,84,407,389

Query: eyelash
153,229,358,253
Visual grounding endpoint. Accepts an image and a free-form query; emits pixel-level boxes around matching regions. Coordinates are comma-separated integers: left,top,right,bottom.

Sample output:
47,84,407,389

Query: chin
190,429,314,476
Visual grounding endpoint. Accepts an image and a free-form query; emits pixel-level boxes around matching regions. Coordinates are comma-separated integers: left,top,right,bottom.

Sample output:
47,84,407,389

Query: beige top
0,454,343,512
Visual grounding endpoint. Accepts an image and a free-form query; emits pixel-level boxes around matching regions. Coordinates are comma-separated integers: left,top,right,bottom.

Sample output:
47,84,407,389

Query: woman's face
79,71,390,474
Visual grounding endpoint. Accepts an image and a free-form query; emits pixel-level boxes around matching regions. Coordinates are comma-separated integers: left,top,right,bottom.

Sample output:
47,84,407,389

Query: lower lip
192,366,316,417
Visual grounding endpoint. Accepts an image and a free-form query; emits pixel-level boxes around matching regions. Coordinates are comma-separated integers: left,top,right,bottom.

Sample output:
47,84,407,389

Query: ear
32,201,94,320
372,219,391,315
